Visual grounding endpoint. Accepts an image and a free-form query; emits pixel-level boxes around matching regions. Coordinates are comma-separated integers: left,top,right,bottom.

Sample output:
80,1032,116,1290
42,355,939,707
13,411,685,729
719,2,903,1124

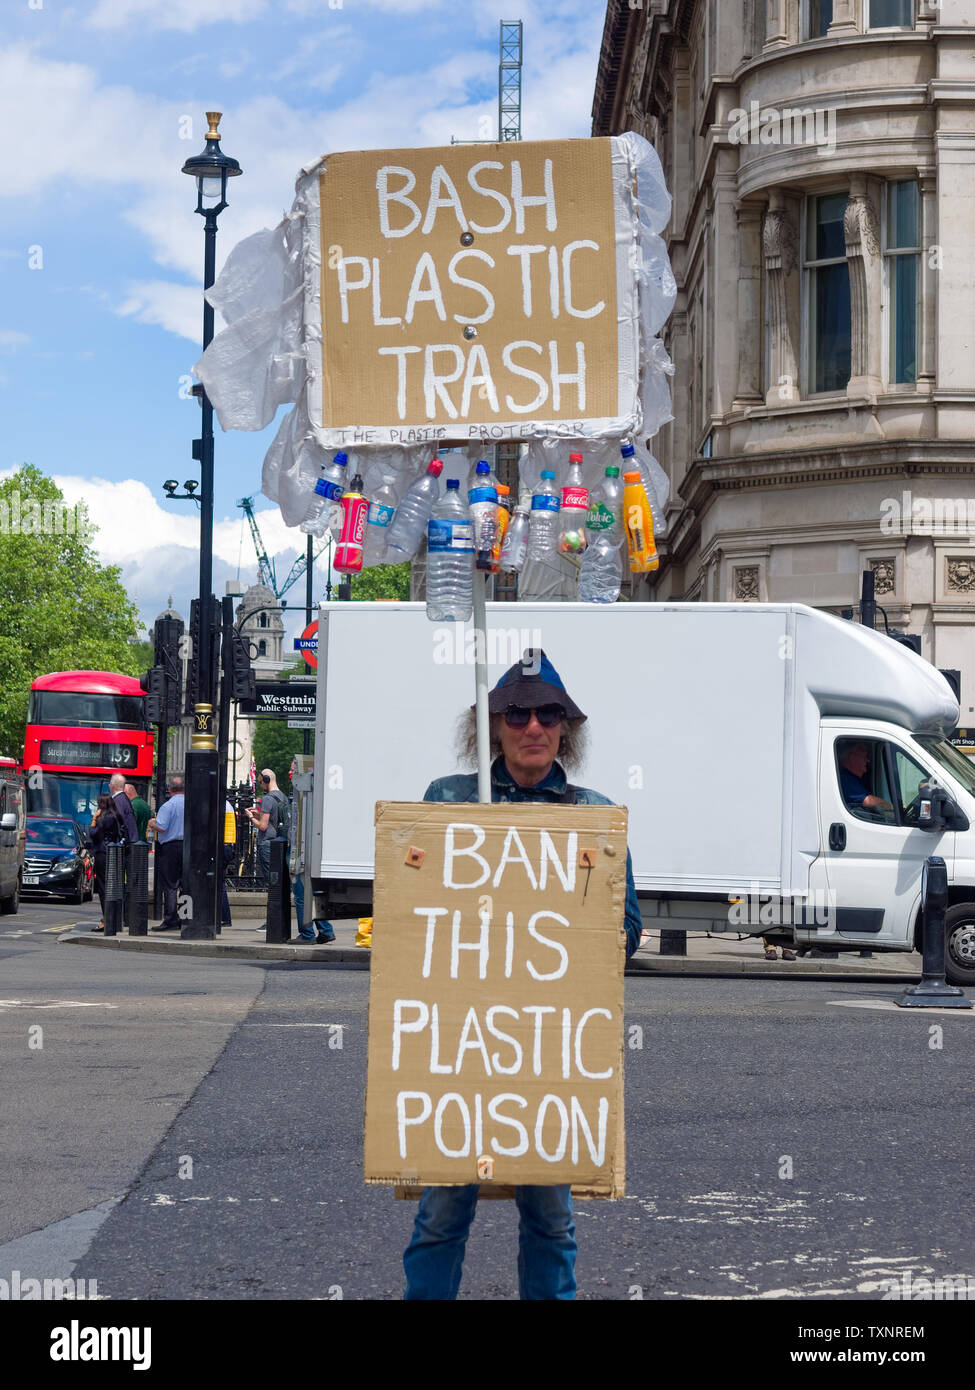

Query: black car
23,816,94,904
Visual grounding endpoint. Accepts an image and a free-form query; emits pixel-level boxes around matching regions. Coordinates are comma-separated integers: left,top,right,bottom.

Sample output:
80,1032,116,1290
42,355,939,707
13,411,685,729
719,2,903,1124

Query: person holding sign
402,651,641,1301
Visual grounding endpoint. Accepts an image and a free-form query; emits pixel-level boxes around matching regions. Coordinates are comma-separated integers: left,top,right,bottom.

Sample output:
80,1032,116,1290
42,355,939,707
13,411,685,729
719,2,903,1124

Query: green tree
251,719,314,790
0,465,142,756
348,561,411,601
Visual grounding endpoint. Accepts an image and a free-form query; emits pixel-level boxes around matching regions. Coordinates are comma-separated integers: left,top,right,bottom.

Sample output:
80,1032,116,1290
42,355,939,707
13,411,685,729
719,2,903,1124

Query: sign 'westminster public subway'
311,141,626,443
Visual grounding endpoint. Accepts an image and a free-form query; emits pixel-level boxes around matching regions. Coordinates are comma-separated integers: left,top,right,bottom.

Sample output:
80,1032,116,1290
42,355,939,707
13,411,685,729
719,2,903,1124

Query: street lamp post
179,112,242,940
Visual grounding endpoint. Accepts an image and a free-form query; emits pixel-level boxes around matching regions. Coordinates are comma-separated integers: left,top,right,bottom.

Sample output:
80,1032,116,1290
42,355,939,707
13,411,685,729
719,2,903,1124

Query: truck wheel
0,876,20,915
944,904,975,988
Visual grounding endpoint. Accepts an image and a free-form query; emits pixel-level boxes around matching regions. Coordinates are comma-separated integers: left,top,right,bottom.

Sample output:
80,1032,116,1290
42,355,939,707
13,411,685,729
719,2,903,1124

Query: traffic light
230,632,256,703
153,612,183,725
139,667,167,725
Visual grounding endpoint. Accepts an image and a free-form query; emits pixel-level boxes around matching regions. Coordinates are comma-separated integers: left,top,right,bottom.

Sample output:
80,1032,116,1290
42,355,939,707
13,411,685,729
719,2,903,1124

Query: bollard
659,929,686,957
104,843,124,938
126,842,149,937
896,856,972,1009
265,838,292,944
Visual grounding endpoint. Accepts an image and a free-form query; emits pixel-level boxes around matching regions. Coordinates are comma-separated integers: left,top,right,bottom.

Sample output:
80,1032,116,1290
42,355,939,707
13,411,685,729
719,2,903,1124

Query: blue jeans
403,1185,576,1300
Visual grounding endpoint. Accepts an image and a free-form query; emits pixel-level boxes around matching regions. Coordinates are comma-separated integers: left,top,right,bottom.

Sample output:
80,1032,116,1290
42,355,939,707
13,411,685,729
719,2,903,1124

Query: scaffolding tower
499,21,523,142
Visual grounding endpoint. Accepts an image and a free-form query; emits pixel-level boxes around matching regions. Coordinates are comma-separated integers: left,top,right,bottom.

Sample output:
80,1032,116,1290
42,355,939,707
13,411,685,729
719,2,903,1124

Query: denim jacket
423,758,642,959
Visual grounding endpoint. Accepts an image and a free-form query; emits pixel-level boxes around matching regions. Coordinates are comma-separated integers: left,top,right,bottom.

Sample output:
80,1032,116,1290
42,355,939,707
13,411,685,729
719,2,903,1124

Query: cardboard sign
365,801,627,1197
316,139,626,444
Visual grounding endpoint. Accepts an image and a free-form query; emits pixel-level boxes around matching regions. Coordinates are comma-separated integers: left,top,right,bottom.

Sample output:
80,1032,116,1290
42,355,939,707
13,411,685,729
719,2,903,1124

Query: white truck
310,601,975,986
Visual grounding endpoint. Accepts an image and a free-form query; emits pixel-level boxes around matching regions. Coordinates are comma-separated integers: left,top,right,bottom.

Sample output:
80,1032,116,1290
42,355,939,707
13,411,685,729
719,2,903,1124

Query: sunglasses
502,704,567,729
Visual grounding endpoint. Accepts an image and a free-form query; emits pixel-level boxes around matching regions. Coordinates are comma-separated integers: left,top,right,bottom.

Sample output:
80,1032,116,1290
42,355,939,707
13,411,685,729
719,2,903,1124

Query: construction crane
237,495,329,601
452,19,523,145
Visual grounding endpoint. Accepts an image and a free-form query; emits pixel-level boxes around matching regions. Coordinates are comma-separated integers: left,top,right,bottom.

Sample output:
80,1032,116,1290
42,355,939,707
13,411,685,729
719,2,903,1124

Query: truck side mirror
917,782,967,833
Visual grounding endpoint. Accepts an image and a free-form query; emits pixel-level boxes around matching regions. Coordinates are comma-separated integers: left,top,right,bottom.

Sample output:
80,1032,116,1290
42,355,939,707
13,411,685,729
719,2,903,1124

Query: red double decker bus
23,672,154,825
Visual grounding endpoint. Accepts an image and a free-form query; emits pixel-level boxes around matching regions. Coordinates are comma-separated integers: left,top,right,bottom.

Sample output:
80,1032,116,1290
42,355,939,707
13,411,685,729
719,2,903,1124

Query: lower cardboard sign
364,800,627,1198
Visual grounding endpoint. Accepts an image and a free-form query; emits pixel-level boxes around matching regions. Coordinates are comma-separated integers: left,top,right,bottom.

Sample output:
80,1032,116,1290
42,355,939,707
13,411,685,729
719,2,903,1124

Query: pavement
59,912,926,979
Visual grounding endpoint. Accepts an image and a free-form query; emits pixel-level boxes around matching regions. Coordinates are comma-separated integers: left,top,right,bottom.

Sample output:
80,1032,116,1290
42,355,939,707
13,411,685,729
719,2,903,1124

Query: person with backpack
245,768,290,886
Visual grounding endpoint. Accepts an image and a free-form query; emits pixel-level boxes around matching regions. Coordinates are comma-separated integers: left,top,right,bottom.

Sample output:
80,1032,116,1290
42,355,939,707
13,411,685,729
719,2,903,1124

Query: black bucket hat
483,649,586,721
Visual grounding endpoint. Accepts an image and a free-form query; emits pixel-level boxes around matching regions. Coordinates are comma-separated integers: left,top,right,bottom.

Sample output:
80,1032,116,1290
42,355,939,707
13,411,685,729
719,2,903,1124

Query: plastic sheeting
195,132,677,563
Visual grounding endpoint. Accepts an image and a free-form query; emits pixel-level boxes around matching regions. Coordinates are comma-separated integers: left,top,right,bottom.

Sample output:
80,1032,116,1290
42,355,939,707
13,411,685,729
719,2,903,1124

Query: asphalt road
2,896,973,1300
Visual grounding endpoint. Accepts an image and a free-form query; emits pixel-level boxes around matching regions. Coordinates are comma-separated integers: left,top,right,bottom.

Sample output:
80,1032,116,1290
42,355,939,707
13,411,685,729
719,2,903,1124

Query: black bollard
265,839,292,944
659,929,686,956
896,856,972,1009
126,843,149,937
104,843,124,938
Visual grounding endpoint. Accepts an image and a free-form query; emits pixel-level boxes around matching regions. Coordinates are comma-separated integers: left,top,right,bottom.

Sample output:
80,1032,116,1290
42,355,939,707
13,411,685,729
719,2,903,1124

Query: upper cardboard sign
310,139,631,446
365,801,627,1196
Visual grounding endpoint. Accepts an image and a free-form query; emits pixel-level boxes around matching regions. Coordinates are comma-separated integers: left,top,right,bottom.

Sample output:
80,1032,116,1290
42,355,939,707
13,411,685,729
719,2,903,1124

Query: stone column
764,0,790,50
668,308,691,492
763,192,800,406
828,0,859,37
736,202,765,406
844,176,883,401
918,167,937,387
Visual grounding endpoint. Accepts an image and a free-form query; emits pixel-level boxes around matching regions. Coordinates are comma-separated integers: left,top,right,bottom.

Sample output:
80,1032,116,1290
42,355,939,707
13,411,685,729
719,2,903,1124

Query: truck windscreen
913,735,975,797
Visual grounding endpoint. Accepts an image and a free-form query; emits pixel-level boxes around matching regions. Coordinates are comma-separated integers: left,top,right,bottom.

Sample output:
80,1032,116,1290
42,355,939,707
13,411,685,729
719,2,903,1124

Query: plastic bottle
385,458,445,561
334,474,369,574
426,479,474,622
558,453,589,556
528,470,560,563
468,459,499,573
623,465,659,573
498,504,530,573
491,485,511,572
361,473,398,568
579,468,624,603
300,451,348,537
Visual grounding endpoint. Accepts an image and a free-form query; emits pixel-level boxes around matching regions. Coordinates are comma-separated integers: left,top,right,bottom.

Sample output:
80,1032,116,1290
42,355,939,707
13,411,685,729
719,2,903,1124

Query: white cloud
116,281,207,343
87,0,267,32
0,330,29,351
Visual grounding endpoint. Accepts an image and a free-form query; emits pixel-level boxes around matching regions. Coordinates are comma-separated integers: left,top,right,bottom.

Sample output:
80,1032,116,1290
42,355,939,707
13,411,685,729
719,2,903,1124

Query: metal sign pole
472,572,491,804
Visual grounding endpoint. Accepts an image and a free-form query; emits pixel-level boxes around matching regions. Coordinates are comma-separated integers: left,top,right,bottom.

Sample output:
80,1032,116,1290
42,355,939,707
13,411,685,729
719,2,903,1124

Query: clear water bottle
579,464,624,603
498,504,530,573
528,470,560,563
385,458,444,561
468,460,499,572
362,474,397,568
426,479,474,622
300,451,348,537
558,452,589,556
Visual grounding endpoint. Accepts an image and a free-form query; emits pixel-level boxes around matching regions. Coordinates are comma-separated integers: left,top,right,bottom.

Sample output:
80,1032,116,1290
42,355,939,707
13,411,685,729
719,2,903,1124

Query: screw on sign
294,620,319,671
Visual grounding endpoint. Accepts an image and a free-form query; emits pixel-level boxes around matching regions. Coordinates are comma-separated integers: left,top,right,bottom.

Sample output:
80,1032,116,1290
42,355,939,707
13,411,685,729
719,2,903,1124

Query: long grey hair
455,708,589,773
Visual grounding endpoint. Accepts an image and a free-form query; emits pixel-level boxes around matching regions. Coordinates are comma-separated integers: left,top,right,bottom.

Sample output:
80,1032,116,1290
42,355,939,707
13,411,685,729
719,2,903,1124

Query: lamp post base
182,744,219,940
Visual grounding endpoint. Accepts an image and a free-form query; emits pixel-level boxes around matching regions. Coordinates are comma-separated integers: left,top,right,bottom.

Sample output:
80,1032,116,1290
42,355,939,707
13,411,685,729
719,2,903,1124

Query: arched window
257,640,267,656
259,612,268,628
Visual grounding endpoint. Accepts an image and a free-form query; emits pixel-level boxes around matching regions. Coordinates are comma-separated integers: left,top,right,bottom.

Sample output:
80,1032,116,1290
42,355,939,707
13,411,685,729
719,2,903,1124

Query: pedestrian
123,782,151,842
109,773,138,844
147,775,184,932
244,769,288,885
288,780,334,944
220,798,236,927
89,793,126,931
401,650,643,1302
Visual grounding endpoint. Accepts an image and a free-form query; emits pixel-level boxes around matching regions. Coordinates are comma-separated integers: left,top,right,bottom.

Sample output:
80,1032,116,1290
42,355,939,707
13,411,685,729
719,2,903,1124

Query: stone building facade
592,0,975,714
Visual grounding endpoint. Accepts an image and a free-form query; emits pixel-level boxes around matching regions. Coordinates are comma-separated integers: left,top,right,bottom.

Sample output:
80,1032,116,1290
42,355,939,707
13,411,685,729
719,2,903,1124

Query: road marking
0,930,33,938
828,999,975,1017
41,925,79,933
0,999,120,1011
242,1023,347,1028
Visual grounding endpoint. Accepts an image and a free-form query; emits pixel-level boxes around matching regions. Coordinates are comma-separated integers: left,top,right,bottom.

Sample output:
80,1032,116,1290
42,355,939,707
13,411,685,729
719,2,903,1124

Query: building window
806,0,833,39
257,640,267,657
259,612,268,628
868,0,913,27
805,193,851,394
884,181,919,385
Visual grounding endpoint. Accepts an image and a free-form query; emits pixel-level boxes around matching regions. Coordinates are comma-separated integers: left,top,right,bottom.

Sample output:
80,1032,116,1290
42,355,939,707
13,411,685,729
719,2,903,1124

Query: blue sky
0,0,605,640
